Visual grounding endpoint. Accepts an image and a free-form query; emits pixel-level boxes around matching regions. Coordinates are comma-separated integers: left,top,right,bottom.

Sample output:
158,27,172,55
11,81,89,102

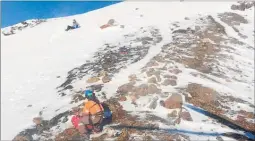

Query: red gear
71,115,80,129
72,115,95,130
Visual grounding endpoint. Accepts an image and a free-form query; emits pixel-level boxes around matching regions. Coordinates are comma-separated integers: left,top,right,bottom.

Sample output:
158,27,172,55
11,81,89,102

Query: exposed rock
86,84,103,92
237,115,245,121
60,93,66,97
163,75,177,80
185,17,190,20
231,2,254,11
62,116,68,123
171,75,178,80
159,100,165,107
117,82,135,94
2,19,46,36
70,94,85,104
238,110,254,119
155,74,161,82
91,133,108,141
172,29,187,34
148,77,157,83
148,84,161,94
13,135,31,141
142,135,153,141
119,96,127,101
102,76,111,83
55,128,81,141
141,37,154,41
134,84,148,96
27,105,32,107
98,70,108,77
153,56,165,63
218,12,248,26
105,128,116,138
146,68,161,82
174,118,181,125
168,110,178,118
86,77,100,83
169,68,182,74
129,94,139,103
180,111,193,121
164,94,183,109
128,74,137,82
186,83,217,104
65,85,73,90
146,68,155,77
148,96,159,109
33,117,42,125
216,136,224,141
116,129,129,141
167,134,190,141
159,66,167,71
195,26,201,31
146,60,159,67
162,79,177,86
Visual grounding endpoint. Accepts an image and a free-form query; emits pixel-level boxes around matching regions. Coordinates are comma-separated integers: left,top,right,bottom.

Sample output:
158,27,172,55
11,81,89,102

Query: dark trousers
66,25,75,31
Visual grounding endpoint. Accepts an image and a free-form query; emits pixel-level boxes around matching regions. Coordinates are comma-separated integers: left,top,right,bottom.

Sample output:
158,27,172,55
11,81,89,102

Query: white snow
1,1,254,140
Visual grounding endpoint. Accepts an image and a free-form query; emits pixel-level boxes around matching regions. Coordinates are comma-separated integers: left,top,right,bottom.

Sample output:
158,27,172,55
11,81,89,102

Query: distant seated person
65,19,80,31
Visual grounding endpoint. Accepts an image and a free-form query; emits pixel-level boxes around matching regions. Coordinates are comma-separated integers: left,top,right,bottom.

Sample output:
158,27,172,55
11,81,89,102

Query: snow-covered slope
2,1,254,140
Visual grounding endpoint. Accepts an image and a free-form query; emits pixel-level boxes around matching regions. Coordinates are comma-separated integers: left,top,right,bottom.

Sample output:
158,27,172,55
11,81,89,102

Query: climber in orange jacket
74,89,104,140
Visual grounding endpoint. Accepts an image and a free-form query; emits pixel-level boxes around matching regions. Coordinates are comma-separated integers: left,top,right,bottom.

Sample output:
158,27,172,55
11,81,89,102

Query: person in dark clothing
65,19,80,31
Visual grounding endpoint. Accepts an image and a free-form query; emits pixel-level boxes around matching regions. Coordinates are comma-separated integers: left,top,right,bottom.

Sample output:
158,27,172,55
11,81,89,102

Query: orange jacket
82,100,104,115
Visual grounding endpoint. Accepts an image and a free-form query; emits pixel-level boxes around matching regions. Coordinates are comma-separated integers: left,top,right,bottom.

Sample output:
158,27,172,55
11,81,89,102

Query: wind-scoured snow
1,1,254,140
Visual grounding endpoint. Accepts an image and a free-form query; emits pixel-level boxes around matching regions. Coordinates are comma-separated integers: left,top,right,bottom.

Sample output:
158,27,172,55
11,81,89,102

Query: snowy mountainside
2,1,254,141
1,19,47,36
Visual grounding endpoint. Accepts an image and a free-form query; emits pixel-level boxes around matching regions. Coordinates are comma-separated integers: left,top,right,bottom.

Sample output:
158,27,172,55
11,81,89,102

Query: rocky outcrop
116,129,129,141
163,75,177,80
132,84,161,96
168,110,178,118
128,74,137,82
2,19,47,36
231,2,254,11
169,68,182,74
117,83,135,94
180,111,193,121
70,94,85,104
119,96,127,101
186,83,217,104
146,60,159,67
164,94,183,109
148,84,161,94
55,128,81,141
162,79,177,86
146,68,161,82
87,77,100,83
102,76,111,83
148,77,157,83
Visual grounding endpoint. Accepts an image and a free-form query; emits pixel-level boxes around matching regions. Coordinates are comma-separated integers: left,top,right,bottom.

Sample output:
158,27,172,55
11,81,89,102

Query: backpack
102,103,112,119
